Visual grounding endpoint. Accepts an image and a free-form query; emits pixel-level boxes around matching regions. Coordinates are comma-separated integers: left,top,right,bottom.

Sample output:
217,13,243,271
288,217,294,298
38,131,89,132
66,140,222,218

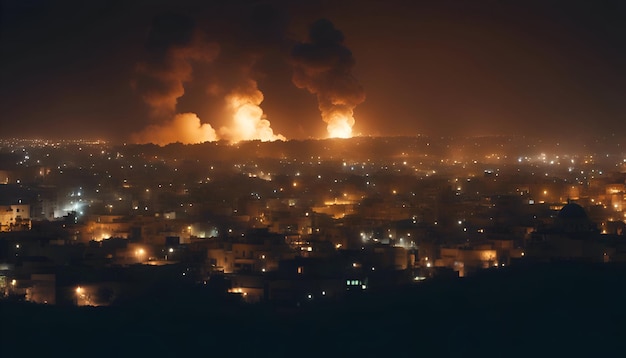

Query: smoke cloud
291,19,365,138
134,44,218,117
131,8,286,145
131,112,218,145
220,79,286,142
130,13,220,145
133,13,219,117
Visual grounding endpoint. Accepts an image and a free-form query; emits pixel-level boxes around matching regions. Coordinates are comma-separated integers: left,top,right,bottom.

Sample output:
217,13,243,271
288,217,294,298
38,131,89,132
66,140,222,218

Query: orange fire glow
325,112,355,139
132,112,218,145
220,80,285,143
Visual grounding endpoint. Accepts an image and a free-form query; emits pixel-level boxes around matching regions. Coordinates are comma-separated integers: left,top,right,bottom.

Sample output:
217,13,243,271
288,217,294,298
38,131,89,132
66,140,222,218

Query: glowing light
220,80,285,143
135,248,146,261
326,113,354,138
132,113,218,145
291,20,364,139
228,287,247,297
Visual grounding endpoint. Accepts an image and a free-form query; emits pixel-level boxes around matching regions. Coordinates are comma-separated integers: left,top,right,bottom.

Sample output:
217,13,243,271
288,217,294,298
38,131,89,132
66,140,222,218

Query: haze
1,0,624,143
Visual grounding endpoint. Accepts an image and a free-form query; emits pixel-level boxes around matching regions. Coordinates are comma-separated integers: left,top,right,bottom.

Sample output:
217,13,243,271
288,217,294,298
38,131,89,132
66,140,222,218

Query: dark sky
1,0,624,142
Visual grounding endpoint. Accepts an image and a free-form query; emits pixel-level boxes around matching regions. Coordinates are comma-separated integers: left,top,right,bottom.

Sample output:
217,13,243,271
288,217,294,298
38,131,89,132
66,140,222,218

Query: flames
325,111,355,139
220,80,285,142
133,86,286,145
291,19,365,140
328,121,353,139
132,113,218,145
132,46,285,145
132,15,362,145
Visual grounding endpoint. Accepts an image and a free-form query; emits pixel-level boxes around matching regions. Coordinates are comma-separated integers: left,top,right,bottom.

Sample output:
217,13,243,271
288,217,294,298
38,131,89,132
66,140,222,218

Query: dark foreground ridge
3,261,625,357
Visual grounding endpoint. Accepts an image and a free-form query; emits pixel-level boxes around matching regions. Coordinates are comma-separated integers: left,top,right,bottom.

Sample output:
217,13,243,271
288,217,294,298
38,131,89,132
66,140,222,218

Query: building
0,204,31,232
527,202,607,262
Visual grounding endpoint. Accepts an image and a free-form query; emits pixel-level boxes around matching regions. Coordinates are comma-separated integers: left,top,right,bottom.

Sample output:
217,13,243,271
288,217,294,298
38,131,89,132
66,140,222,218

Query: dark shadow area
2,261,625,357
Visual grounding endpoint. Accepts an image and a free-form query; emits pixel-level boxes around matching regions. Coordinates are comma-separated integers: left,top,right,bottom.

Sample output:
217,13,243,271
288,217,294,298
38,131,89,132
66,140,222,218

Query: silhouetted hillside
2,262,625,357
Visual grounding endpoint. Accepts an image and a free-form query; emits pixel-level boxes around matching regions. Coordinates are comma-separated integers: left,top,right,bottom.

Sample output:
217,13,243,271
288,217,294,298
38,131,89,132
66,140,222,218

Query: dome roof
551,202,597,234
557,203,587,220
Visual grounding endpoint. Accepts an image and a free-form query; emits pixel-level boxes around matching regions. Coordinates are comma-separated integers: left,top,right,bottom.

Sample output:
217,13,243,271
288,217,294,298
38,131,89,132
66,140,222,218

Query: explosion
291,19,365,139
131,13,221,145
132,13,363,144
220,79,286,142
132,113,217,145
132,12,285,145
322,112,354,138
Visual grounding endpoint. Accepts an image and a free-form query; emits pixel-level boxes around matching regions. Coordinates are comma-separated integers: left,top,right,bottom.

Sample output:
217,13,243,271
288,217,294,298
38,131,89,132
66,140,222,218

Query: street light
76,286,91,306
135,248,146,262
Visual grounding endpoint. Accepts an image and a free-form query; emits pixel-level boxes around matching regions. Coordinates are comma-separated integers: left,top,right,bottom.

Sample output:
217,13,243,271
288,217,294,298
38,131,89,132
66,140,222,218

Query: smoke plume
130,14,219,145
131,113,218,145
220,79,286,142
291,19,365,138
133,13,218,117
131,8,285,145
134,44,217,117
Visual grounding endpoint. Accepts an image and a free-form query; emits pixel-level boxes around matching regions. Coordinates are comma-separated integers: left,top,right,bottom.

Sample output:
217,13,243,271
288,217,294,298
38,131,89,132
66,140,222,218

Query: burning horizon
131,15,362,145
131,112,218,145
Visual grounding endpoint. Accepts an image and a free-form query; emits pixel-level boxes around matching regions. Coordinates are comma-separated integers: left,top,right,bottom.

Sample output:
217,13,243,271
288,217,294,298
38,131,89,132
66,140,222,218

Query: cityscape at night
1,0,625,356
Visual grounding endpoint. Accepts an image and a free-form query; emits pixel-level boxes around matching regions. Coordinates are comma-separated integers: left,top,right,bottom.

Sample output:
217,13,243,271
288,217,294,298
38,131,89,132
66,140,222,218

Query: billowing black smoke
131,6,287,144
291,19,365,138
133,13,218,117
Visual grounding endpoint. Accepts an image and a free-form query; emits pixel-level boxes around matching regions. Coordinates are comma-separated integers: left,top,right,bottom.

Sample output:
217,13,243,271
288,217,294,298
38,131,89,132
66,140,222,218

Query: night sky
1,0,624,142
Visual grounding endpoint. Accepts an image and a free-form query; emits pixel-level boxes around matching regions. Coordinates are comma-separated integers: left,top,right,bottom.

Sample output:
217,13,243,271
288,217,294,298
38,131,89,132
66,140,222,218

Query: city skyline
1,124,625,354
2,0,624,142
